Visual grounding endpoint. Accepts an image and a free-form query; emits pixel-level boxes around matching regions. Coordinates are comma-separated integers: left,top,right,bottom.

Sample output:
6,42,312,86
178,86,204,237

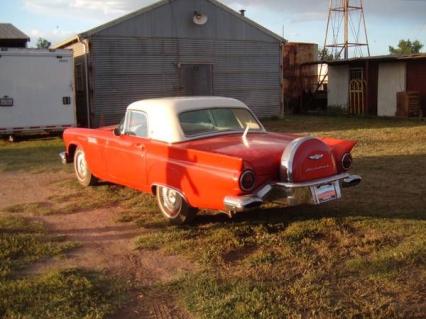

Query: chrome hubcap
161,187,182,217
76,151,88,179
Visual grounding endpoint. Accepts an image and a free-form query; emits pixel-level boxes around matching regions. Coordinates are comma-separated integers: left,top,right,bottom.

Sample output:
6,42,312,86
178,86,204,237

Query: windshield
179,107,262,137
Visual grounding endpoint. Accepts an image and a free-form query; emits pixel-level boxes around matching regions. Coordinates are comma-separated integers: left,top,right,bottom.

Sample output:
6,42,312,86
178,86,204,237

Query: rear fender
321,137,357,172
146,143,244,210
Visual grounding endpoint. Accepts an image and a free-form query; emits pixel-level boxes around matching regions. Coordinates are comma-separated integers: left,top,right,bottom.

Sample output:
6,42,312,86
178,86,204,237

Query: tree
318,47,335,61
36,37,51,49
389,39,423,55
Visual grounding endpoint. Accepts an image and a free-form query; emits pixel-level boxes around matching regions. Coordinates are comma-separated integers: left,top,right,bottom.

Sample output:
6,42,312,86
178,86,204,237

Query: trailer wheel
74,147,98,187
156,186,197,225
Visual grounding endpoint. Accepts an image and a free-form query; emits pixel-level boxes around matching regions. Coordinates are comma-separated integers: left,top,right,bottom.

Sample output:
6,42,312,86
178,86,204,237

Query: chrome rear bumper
224,173,361,213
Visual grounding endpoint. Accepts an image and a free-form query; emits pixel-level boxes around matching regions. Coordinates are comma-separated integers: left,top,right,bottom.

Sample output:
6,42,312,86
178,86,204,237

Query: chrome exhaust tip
342,175,362,188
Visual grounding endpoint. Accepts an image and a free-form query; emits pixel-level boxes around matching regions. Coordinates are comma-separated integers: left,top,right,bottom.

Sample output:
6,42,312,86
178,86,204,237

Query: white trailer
0,48,76,139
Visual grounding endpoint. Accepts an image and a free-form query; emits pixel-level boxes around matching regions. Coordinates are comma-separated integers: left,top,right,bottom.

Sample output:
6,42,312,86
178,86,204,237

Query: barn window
350,68,364,81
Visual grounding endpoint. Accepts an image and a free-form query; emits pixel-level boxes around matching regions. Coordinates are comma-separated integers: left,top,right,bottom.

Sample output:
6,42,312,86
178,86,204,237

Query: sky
1,0,426,56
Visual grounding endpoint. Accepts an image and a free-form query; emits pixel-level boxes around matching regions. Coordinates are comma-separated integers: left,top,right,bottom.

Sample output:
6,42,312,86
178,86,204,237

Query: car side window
125,111,148,138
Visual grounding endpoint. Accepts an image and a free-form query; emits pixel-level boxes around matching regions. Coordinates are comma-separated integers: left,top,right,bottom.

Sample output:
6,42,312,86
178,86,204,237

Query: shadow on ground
183,153,426,228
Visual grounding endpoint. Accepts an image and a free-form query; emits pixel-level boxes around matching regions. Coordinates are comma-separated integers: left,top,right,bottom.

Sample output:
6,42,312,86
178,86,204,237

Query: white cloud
22,0,426,48
23,0,157,22
27,28,75,47
23,0,426,23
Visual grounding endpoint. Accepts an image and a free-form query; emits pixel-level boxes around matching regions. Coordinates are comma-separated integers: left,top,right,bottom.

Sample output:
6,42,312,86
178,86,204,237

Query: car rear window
179,108,261,137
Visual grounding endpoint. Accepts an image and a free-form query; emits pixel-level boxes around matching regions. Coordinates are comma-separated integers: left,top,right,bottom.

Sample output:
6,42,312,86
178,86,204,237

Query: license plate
310,182,341,204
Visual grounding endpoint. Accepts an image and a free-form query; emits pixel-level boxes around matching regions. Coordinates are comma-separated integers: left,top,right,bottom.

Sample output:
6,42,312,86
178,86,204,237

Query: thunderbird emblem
309,154,324,160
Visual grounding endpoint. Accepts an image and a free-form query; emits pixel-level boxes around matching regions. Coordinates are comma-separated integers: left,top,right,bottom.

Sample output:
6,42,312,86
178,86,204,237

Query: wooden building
327,55,426,117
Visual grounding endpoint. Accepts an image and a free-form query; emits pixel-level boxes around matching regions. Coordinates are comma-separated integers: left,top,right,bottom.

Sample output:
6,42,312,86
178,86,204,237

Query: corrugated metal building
327,54,426,117
55,0,284,127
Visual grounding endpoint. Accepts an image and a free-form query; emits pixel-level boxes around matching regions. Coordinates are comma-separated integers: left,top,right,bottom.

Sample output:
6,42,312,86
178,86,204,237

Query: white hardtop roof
126,97,254,144
128,96,247,113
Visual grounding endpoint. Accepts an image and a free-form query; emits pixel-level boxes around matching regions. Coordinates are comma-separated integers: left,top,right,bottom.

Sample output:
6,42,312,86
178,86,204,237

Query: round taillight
239,170,256,192
342,153,353,170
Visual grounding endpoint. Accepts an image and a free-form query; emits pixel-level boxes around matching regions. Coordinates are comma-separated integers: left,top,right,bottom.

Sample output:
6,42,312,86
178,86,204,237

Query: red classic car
60,97,361,224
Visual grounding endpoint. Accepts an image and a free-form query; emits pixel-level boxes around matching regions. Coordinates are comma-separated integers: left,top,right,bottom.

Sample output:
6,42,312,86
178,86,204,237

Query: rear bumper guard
59,152,72,164
224,173,361,213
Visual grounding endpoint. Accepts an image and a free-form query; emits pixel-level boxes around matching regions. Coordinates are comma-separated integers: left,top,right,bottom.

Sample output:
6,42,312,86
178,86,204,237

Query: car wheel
74,147,97,187
156,186,197,225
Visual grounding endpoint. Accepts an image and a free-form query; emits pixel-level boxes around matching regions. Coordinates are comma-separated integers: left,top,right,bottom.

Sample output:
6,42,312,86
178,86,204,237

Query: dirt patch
32,208,196,285
0,171,69,209
2,170,197,318
112,292,194,319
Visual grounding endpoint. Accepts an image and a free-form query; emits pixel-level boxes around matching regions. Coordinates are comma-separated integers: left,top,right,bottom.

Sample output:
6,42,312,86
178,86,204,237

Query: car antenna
242,123,250,147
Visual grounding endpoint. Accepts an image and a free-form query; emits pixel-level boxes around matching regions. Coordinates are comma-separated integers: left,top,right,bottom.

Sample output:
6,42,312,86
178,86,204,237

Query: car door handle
135,144,145,151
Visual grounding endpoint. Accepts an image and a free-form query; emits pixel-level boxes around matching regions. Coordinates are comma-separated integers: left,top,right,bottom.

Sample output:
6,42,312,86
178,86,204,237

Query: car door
105,110,149,191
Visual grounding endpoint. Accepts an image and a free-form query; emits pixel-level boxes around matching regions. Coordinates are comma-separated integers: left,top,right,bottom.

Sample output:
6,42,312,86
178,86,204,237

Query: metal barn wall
90,37,281,125
86,0,282,126
66,41,89,126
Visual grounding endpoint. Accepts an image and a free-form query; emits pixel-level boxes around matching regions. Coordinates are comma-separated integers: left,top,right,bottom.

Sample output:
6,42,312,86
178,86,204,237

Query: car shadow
87,152,425,229
189,153,426,226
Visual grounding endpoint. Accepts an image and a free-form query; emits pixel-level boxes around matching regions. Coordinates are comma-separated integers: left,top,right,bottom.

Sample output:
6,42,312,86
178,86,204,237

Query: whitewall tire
73,147,98,187
156,186,197,225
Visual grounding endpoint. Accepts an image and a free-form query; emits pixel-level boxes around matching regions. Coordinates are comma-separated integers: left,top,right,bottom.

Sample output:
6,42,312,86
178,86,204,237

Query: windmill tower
323,0,370,59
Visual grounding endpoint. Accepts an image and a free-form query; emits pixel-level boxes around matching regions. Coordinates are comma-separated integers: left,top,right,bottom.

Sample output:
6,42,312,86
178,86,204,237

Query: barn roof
327,54,426,65
54,0,284,48
0,23,30,40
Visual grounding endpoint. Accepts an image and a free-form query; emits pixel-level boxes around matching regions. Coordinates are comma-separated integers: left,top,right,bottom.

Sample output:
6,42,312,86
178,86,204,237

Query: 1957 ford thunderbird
60,97,361,224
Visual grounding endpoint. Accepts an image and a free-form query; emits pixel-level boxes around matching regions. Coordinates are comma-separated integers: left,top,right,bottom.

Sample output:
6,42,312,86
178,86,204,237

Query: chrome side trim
281,136,317,182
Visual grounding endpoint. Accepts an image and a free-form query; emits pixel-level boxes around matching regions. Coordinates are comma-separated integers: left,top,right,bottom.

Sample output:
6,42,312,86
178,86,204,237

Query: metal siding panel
90,37,281,126
90,37,279,57
96,0,279,43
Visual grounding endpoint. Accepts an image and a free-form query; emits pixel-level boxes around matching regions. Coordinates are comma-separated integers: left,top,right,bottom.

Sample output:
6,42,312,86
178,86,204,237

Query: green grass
0,215,124,318
0,269,122,319
0,216,74,278
0,137,64,172
134,115,426,318
1,115,425,318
